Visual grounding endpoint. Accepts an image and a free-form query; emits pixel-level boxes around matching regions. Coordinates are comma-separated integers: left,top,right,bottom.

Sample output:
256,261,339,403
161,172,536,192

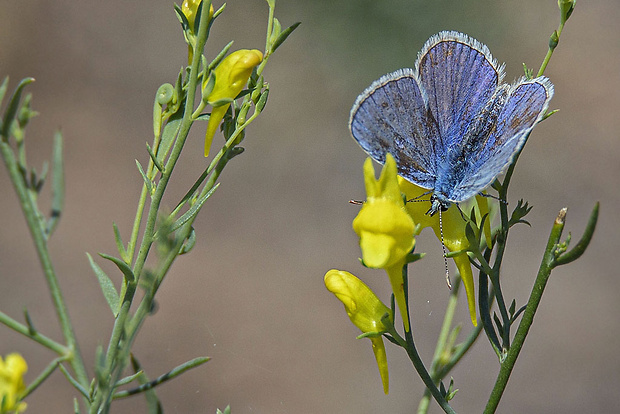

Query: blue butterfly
349,31,554,216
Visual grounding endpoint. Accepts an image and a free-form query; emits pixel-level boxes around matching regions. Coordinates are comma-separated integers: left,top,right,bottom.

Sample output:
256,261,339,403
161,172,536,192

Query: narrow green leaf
216,406,231,414
73,398,80,414
157,116,181,162
464,222,478,247
542,108,559,121
99,253,135,283
114,357,210,399
129,354,162,412
87,253,120,317
179,227,196,255
173,4,189,30
170,183,219,232
554,202,599,267
94,345,106,383
511,304,527,322
58,363,91,401
213,3,226,19
208,40,235,71
0,76,9,106
47,131,65,236
493,312,504,339
255,88,269,113
115,370,144,387
135,159,153,194
208,97,234,107
193,1,204,33
112,222,128,262
146,142,165,173
88,378,96,400
1,77,35,139
23,307,36,335
271,21,301,53
201,72,216,102
270,17,282,44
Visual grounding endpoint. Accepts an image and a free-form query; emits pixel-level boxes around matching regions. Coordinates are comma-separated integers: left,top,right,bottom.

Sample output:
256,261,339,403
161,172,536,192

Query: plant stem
0,140,89,390
537,21,565,78
416,275,461,414
483,209,567,413
399,266,457,414
92,3,213,412
0,311,67,355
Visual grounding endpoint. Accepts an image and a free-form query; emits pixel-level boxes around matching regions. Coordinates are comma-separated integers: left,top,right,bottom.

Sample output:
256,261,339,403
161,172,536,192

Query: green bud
558,0,576,24
237,103,250,126
255,88,269,113
549,30,559,49
156,83,175,106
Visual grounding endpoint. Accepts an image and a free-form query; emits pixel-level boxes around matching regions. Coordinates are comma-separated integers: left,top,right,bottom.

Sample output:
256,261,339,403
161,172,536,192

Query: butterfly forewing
350,69,438,189
417,32,502,151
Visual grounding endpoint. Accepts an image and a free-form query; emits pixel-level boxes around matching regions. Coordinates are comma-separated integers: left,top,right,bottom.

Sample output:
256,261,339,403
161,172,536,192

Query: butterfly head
426,194,451,217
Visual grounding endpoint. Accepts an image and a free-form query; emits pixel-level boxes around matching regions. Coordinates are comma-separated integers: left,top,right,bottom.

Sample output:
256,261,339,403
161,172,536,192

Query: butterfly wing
349,68,438,189
449,77,554,201
416,31,503,155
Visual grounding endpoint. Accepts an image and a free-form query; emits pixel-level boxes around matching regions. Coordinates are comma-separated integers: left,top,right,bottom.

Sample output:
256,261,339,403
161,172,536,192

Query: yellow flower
398,178,492,326
203,49,263,157
182,0,214,33
0,353,27,414
352,155,415,331
324,269,391,394
182,0,215,64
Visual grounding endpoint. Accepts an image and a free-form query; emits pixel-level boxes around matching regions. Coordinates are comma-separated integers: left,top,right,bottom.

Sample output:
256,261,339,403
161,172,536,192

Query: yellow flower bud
204,49,263,157
182,0,214,33
324,270,391,393
0,353,28,413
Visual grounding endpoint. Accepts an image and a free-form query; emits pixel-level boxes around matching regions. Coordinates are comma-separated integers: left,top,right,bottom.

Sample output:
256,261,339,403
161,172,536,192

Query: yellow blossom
352,155,415,330
0,353,27,414
324,269,391,394
203,49,263,157
182,0,215,64
182,0,214,33
398,178,492,326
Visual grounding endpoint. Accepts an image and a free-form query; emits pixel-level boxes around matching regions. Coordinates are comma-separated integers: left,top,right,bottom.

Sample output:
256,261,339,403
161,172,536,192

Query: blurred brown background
0,1,618,413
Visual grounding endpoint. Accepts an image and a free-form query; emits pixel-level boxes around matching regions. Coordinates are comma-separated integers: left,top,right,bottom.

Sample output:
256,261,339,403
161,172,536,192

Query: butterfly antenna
438,208,452,289
478,192,508,206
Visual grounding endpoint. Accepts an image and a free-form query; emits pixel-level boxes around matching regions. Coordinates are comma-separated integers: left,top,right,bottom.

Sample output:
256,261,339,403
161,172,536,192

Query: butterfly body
350,31,554,215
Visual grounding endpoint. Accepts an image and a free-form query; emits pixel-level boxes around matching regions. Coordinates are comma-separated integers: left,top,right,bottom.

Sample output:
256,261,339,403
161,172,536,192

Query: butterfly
349,31,554,216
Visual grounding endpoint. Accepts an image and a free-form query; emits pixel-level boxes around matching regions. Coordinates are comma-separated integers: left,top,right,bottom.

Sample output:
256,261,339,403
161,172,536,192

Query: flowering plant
325,1,598,413
0,1,298,412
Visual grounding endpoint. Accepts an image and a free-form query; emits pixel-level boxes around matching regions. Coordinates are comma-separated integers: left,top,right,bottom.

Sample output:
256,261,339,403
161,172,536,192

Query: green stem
0,140,89,390
483,209,567,413
537,21,565,78
21,356,69,399
399,266,456,414
478,260,501,357
416,275,461,414
0,310,67,355
92,3,213,412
